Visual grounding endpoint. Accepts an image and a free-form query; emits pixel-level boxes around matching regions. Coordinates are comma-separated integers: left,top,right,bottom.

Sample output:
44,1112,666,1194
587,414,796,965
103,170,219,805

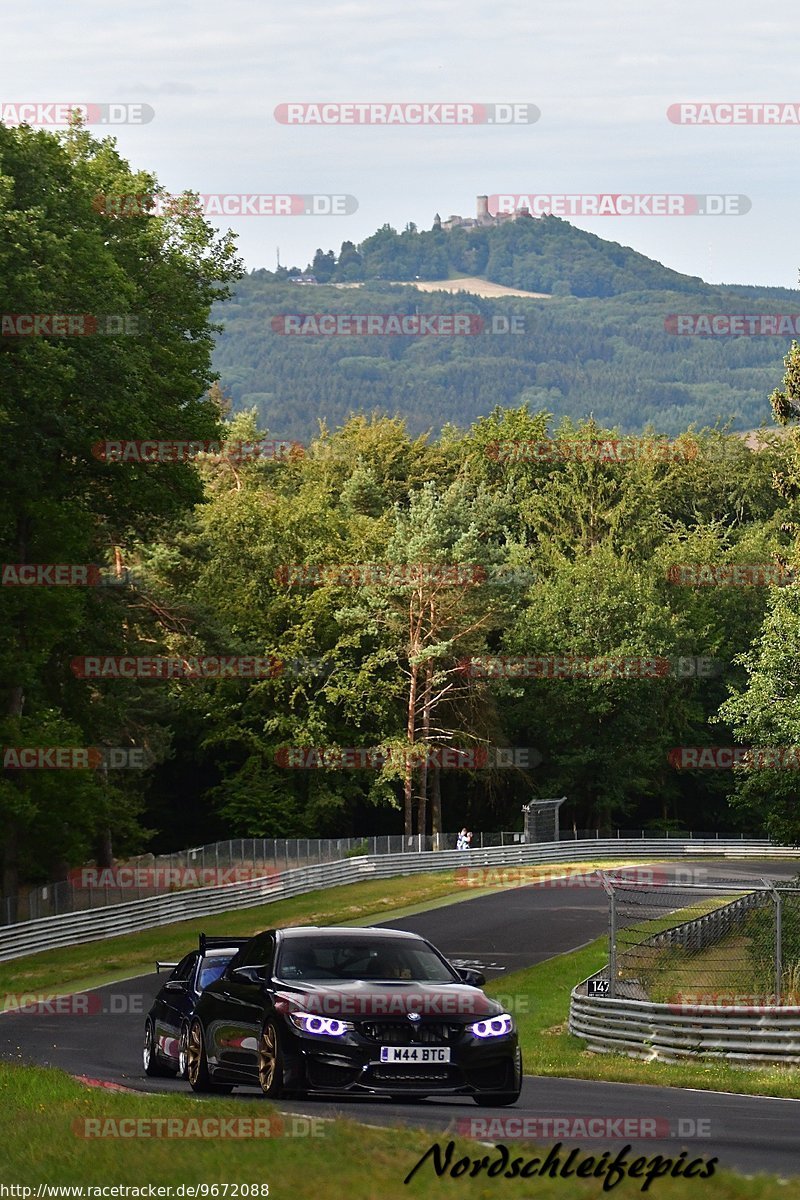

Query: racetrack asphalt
2,858,799,1179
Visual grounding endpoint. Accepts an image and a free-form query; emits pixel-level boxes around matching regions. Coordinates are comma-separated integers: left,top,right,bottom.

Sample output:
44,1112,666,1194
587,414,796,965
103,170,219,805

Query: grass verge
0,1063,777,1196
487,938,800,1098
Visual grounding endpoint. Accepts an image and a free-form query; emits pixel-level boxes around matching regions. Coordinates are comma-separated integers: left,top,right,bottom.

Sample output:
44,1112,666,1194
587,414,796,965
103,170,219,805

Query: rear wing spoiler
155,932,252,972
199,932,252,954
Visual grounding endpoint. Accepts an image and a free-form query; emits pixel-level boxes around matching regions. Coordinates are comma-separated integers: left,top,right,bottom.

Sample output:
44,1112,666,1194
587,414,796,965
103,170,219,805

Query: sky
2,0,799,289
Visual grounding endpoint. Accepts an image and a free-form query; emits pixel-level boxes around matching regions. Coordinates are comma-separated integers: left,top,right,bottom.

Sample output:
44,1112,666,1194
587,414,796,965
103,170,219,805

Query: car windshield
275,937,459,983
198,956,233,989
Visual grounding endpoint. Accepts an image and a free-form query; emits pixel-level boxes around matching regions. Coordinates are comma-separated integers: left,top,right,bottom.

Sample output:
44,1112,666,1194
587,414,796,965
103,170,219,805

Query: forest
4,120,800,893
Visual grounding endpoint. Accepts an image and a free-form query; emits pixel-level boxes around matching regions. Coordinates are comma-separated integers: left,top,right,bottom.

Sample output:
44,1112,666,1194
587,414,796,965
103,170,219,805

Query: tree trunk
404,660,418,837
3,682,25,899
431,761,442,847
417,660,433,839
96,826,114,870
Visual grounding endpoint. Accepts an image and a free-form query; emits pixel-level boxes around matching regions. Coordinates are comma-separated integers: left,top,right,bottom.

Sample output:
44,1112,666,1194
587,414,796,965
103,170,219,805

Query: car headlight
467,1013,514,1038
288,1012,352,1037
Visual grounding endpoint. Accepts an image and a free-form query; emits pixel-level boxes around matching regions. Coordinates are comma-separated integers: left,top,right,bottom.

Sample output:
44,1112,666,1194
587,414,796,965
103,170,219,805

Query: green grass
2,864,798,1190
0,873,467,998
0,1062,779,1196
488,938,800,1098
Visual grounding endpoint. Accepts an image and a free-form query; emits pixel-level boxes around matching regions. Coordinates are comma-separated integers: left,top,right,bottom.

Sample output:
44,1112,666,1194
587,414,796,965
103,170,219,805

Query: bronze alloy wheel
186,1020,203,1086
258,1023,278,1094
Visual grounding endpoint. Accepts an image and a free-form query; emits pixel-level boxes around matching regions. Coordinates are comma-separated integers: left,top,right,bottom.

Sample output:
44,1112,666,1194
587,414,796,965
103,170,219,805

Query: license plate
379,1046,450,1063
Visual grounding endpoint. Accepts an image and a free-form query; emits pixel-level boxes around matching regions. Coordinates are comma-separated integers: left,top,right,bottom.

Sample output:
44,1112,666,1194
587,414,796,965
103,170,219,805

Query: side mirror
165,979,189,992
457,968,486,987
231,965,265,985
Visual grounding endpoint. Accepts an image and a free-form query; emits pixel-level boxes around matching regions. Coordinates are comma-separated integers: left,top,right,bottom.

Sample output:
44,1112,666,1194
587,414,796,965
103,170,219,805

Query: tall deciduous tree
0,120,241,889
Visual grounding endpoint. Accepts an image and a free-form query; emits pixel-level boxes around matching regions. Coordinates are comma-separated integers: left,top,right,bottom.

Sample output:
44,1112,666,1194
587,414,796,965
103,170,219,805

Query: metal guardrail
569,984,800,1066
605,886,770,1000
0,838,796,964
571,879,800,1063
644,892,764,956
6,828,753,925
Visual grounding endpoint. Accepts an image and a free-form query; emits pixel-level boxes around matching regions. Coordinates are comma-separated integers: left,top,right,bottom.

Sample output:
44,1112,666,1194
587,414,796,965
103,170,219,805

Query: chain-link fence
1,828,754,927
2,830,528,925
604,873,800,1005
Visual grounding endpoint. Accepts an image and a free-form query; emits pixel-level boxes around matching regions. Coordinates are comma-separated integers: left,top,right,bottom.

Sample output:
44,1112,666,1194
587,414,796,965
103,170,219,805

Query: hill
211,216,800,442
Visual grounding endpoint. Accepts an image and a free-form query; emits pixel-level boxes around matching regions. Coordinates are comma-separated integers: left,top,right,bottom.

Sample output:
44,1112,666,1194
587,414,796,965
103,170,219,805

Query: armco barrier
643,890,765,956
1,838,797,963
569,983,800,1066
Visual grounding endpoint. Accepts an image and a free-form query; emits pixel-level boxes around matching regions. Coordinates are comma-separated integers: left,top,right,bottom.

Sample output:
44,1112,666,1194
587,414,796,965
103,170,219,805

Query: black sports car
186,926,522,1104
143,933,250,1077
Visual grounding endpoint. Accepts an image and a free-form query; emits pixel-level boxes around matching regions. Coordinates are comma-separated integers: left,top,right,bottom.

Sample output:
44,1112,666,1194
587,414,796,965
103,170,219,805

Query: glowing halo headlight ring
467,1013,514,1038
288,1012,352,1037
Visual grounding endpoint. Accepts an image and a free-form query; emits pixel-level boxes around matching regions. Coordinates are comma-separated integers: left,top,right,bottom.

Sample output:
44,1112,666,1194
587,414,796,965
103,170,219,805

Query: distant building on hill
291,274,319,285
439,195,533,232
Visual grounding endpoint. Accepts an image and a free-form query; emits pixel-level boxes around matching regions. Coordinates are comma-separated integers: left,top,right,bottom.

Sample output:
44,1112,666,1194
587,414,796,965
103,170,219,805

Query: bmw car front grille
358,1021,463,1045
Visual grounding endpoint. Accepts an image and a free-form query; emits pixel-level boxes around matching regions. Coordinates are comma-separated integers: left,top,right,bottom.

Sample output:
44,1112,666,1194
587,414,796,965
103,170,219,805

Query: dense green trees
0,121,241,891
5,122,800,879
213,272,798,443
126,408,793,848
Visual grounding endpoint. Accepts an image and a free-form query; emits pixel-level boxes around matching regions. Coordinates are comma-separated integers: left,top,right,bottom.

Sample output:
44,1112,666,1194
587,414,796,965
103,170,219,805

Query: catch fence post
601,873,617,998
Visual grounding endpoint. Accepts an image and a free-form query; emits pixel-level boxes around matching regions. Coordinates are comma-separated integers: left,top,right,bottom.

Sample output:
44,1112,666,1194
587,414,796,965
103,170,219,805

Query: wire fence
2,827,752,927
605,873,800,1005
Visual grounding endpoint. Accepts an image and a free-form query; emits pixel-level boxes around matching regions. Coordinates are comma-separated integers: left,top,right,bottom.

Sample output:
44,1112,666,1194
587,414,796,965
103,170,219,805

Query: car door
207,933,275,1077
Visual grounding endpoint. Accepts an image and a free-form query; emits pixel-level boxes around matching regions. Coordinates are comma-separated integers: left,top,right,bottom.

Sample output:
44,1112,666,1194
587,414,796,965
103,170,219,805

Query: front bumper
282,1019,521,1095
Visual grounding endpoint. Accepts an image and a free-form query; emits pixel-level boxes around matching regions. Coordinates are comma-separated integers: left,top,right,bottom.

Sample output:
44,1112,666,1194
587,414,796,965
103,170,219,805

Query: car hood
273,979,504,1020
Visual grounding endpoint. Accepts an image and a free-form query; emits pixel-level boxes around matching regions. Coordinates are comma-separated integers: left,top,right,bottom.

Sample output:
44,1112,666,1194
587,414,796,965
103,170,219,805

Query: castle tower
476,194,489,219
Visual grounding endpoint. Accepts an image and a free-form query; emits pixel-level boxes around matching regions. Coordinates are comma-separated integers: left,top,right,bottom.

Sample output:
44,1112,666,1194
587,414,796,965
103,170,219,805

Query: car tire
143,1018,172,1077
178,1022,190,1079
257,1020,290,1098
186,1019,233,1094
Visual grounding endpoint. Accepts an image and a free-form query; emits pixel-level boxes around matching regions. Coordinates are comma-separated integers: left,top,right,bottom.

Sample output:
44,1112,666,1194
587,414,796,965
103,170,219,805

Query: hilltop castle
435,195,533,232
